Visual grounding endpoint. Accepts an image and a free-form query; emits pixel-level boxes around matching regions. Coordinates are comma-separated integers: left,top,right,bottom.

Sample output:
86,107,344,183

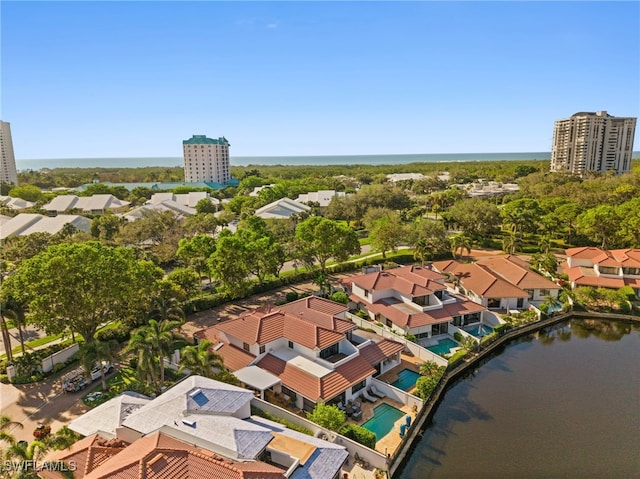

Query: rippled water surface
398,319,640,478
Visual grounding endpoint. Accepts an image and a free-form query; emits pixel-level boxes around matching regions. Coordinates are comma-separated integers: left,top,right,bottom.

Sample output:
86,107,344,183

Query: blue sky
2,1,639,159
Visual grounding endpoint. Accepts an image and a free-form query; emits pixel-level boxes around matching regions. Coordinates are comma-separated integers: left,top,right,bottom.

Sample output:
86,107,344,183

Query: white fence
346,312,448,366
41,343,79,373
251,397,389,471
371,378,423,411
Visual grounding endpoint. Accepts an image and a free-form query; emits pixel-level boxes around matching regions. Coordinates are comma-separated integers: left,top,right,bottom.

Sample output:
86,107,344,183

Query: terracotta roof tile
433,260,528,299
476,255,560,291
194,329,256,371
351,265,446,297
358,340,405,365
40,434,128,479
83,432,285,479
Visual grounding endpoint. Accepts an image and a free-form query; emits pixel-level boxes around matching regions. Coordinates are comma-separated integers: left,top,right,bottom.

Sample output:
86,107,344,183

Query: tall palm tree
1,294,28,355
450,233,472,259
178,340,225,378
0,415,23,433
79,340,116,391
127,319,182,391
0,427,48,479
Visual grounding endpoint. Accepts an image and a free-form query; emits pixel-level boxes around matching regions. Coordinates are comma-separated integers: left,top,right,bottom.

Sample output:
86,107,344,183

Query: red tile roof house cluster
196,296,405,412
44,376,349,479
562,247,640,298
432,255,561,313
344,265,488,345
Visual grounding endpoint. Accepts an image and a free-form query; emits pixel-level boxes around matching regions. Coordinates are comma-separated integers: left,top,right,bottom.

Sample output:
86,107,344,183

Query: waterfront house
432,255,560,311
344,265,487,341
195,296,405,411
562,247,640,298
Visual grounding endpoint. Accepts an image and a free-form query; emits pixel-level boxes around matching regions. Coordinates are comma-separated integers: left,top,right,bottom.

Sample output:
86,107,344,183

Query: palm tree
127,319,182,391
178,340,225,378
0,425,48,479
79,340,116,391
0,415,23,433
450,233,472,259
1,293,28,355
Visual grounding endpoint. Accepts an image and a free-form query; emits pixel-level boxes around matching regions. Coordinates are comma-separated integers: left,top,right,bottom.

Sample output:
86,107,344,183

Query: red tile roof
256,353,375,403
350,265,446,297
214,309,344,350
366,297,485,328
358,340,405,365
565,266,626,289
39,435,128,479
194,329,256,371
611,249,640,268
476,255,560,291
566,247,640,268
433,260,528,299
82,431,285,479
278,297,354,334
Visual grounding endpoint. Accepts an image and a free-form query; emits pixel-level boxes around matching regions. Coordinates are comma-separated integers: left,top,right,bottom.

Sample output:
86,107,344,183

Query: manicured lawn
83,367,138,407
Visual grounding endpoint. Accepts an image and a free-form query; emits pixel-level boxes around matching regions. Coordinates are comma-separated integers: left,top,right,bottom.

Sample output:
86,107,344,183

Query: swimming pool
464,323,494,338
427,338,459,356
391,369,421,391
362,403,405,440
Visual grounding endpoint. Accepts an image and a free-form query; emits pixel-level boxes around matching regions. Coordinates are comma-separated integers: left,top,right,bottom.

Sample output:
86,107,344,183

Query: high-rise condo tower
0,121,19,186
550,111,636,175
182,135,230,184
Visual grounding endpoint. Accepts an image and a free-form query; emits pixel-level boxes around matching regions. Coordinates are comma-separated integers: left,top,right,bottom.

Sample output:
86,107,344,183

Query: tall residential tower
550,111,636,175
182,135,230,184
0,121,19,186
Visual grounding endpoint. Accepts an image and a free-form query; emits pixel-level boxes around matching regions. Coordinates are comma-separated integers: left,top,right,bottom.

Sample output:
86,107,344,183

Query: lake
397,318,640,478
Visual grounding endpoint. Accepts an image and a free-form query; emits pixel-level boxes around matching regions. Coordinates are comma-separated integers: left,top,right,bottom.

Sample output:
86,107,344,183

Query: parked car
62,361,113,392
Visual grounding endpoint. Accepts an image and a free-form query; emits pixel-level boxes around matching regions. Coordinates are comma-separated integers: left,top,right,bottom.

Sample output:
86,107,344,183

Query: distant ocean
15,152,560,171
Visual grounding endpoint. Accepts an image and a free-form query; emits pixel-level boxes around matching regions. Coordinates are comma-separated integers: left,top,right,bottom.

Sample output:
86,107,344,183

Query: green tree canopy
11,242,162,343
306,403,346,431
295,217,360,273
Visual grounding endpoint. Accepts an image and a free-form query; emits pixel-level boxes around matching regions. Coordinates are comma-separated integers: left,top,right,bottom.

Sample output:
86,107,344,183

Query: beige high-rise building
0,121,19,186
182,135,231,184
550,111,636,175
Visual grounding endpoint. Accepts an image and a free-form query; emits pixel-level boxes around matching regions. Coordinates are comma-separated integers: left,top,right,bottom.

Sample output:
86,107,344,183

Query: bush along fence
3,342,80,384
387,310,640,477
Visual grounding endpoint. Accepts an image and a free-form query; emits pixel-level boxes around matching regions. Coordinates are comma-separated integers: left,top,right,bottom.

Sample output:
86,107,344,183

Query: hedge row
340,423,376,449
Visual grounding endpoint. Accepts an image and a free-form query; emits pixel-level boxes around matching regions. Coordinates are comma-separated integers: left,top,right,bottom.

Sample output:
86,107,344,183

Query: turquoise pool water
391,369,421,391
427,338,459,356
362,403,405,440
464,323,494,338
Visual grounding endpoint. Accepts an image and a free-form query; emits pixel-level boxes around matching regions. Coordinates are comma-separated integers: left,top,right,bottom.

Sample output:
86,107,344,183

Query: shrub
414,375,441,400
306,403,346,431
453,332,463,342
493,323,510,334
0,374,8,384
330,291,349,304
355,310,369,319
285,291,299,303
340,423,376,449
129,357,138,369
480,331,499,346
447,348,468,368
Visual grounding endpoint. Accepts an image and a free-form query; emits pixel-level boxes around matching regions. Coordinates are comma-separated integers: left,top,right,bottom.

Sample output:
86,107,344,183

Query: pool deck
345,396,414,455
376,354,423,388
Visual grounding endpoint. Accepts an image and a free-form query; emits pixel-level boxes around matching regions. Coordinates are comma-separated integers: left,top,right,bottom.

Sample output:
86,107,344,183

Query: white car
90,361,113,381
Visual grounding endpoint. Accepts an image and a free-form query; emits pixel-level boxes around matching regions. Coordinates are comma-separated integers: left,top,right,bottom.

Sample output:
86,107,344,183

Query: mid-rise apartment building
550,111,636,175
0,121,19,186
183,135,231,184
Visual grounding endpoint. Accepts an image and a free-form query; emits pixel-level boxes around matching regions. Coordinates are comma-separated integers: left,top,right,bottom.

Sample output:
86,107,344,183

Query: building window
259,345,265,354
516,298,524,308
288,341,294,349
352,379,366,394
320,343,339,360
243,342,250,352
539,289,550,297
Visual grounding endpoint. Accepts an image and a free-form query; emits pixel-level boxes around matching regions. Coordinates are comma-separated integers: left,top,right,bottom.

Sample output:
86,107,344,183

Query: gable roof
295,190,346,207
256,353,375,403
0,213,92,239
254,198,310,219
351,265,446,297
476,255,560,290
277,296,353,334
214,308,345,350
43,194,130,213
0,195,35,210
566,247,640,269
432,260,528,299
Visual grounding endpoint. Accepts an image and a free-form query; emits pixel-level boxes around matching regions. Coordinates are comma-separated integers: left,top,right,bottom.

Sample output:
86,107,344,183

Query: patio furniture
337,401,346,411
352,409,362,421
361,389,376,403
369,385,386,398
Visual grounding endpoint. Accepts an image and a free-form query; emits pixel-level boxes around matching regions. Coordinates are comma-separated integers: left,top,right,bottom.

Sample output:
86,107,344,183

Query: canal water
397,319,640,478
